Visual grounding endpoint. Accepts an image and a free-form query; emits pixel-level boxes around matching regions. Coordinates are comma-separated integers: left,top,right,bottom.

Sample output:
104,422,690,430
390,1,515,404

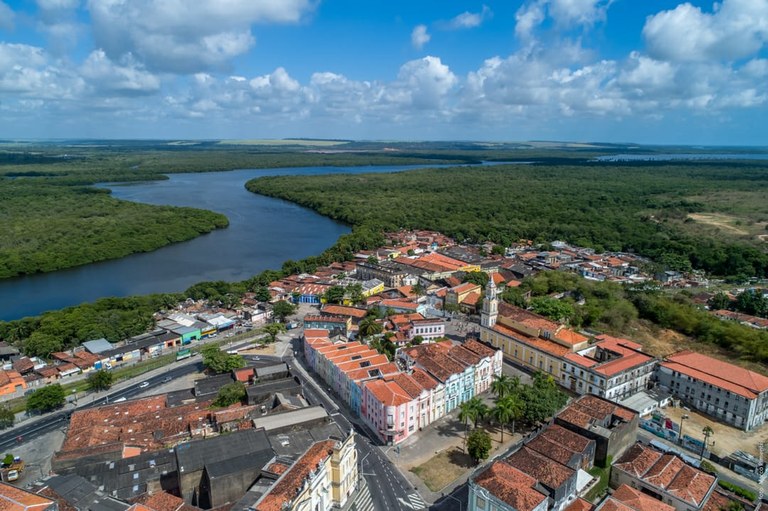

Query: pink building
362,378,418,445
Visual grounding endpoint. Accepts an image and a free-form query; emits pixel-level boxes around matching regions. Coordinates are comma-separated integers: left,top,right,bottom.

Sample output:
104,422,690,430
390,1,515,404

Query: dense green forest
247,162,768,278
0,143,472,278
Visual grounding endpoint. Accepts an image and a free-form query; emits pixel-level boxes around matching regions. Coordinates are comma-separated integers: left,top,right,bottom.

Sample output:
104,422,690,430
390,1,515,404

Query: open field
217,139,349,146
410,447,473,492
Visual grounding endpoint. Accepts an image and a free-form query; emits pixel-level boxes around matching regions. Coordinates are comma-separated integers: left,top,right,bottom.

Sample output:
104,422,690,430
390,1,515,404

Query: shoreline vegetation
2,140,768,366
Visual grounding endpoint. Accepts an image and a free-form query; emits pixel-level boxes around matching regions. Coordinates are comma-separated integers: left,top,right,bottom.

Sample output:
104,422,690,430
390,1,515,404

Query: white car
139,381,150,388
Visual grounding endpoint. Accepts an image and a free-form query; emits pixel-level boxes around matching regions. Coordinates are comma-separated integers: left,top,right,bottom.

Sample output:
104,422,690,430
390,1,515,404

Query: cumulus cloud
394,56,457,109
86,0,316,73
80,50,160,95
643,0,768,63
411,24,431,50
515,0,612,40
447,5,492,29
0,1,15,30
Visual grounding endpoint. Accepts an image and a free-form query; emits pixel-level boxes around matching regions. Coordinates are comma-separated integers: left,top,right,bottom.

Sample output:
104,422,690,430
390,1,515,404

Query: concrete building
355,261,408,288
562,335,656,401
253,432,358,511
554,395,638,467
611,443,717,511
655,351,768,431
468,461,549,511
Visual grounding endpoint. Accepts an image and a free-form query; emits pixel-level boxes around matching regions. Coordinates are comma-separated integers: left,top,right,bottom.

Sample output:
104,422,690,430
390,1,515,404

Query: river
0,164,450,321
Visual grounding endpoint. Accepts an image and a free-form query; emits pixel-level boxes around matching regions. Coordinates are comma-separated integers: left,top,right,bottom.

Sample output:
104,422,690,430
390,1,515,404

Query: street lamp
678,414,689,445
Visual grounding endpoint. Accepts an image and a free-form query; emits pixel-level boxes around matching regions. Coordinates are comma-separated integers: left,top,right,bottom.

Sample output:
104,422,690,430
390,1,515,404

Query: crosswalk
397,493,427,510
352,478,374,511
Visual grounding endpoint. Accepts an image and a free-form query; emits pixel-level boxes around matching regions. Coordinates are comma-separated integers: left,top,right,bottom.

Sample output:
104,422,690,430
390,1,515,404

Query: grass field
217,139,349,146
410,447,474,492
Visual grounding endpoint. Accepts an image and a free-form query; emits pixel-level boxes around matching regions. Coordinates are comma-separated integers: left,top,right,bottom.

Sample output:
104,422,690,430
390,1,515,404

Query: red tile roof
661,351,768,399
566,498,594,511
463,339,496,358
410,368,440,390
505,446,575,490
256,440,336,511
0,483,53,511
492,323,571,357
609,484,674,511
473,461,548,511
364,379,414,407
320,305,368,319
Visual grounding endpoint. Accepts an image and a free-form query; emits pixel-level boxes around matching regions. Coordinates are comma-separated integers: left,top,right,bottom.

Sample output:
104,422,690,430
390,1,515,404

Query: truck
1,456,24,482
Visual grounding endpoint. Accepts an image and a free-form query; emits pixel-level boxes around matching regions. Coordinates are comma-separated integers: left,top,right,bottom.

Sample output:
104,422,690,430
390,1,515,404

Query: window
476,496,487,510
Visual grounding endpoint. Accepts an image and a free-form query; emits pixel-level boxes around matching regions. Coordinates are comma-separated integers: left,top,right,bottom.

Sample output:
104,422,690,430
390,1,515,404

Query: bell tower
481,277,498,328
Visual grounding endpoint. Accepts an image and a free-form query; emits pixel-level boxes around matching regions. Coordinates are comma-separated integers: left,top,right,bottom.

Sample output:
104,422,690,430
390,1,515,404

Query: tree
708,292,731,311
254,286,272,302
26,384,66,413
263,323,286,343
458,400,475,447
346,283,364,305
412,282,426,297
0,406,14,429
358,317,383,339
366,255,379,265
491,244,506,256
530,296,575,323
409,335,424,346
369,337,396,360
201,345,245,374
463,271,490,288
471,398,490,428
520,372,568,425
87,369,114,391
702,425,714,460
272,300,297,322
467,428,492,463
213,382,246,407
491,394,520,443
324,285,346,304
490,374,519,400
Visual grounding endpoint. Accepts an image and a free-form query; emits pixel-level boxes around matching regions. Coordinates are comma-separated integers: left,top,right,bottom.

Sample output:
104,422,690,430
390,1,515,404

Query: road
0,362,202,452
286,342,426,511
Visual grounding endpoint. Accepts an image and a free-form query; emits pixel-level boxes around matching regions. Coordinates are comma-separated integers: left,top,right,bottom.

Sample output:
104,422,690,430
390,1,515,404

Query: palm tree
358,317,382,340
474,401,490,428
458,401,475,448
491,399,514,443
701,426,714,460
490,374,519,400
504,394,524,435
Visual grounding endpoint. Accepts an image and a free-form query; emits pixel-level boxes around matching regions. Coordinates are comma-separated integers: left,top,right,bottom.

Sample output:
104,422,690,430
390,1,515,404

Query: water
594,153,768,162
0,164,450,321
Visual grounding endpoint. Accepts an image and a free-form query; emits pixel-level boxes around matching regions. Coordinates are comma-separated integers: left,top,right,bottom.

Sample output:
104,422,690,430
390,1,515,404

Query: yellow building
479,280,588,380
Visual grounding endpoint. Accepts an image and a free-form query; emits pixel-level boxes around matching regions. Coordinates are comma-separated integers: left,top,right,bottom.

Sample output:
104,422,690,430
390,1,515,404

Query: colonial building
655,351,768,431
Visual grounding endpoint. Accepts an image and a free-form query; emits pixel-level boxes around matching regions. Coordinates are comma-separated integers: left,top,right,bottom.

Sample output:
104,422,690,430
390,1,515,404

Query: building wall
467,479,548,511
481,328,564,381
329,433,358,508
655,365,768,431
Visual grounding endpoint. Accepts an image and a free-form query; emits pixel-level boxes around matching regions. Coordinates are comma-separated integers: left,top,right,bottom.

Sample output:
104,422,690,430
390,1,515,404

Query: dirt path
687,213,749,235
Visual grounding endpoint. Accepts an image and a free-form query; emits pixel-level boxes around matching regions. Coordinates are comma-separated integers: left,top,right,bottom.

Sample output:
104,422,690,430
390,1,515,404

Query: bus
176,348,192,361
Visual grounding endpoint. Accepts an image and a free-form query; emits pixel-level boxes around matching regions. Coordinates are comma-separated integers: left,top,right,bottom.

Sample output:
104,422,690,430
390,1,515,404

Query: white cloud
515,2,546,41
548,0,612,27
80,50,160,95
448,5,492,29
411,24,431,50
394,56,457,109
643,0,768,62
0,1,15,30
86,0,316,73
36,0,79,9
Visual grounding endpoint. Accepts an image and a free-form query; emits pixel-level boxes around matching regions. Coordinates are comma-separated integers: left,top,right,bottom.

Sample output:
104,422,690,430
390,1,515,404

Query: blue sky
0,0,766,144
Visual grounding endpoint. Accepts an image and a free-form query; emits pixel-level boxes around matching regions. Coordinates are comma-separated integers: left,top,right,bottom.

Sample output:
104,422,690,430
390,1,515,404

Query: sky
0,0,766,144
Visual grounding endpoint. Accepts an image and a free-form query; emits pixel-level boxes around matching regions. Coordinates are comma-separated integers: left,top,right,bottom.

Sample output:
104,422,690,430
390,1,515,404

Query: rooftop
0,482,54,511
505,446,575,491
472,461,548,511
255,440,337,511
661,351,768,399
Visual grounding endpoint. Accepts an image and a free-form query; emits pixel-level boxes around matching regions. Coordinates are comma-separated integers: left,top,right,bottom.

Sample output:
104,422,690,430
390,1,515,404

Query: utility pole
678,414,689,445
701,426,714,460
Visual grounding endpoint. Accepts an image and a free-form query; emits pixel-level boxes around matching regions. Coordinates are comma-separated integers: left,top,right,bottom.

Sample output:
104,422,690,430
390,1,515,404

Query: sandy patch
687,213,750,235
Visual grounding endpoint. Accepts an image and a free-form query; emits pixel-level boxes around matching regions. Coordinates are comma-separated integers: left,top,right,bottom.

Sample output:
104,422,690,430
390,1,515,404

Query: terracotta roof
380,299,419,310
538,424,593,454
135,492,200,511
565,498,594,511
555,329,589,346
661,351,768,399
492,323,571,357
450,282,481,295
303,329,330,339
473,461,548,511
364,379,414,407
256,440,336,511
460,292,481,306
12,358,34,373
391,373,424,399
409,368,440,390
265,462,290,476
558,395,637,428
304,315,348,324
609,484,674,511
0,483,54,511
320,305,368,319
525,433,579,467
505,446,575,491
462,339,496,358
498,303,561,333
613,443,716,507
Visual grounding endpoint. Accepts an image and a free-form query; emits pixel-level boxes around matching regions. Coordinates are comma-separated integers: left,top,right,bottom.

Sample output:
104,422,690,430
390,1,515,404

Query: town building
554,395,638,467
595,484,675,511
355,261,408,288
0,482,56,511
562,335,656,400
611,442,717,511
468,461,549,511
655,351,768,431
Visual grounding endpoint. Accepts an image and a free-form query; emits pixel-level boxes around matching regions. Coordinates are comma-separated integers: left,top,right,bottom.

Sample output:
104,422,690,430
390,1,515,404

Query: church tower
480,276,498,328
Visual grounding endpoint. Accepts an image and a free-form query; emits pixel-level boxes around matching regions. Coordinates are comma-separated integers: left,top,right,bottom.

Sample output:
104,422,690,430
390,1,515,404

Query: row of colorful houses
303,329,502,445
